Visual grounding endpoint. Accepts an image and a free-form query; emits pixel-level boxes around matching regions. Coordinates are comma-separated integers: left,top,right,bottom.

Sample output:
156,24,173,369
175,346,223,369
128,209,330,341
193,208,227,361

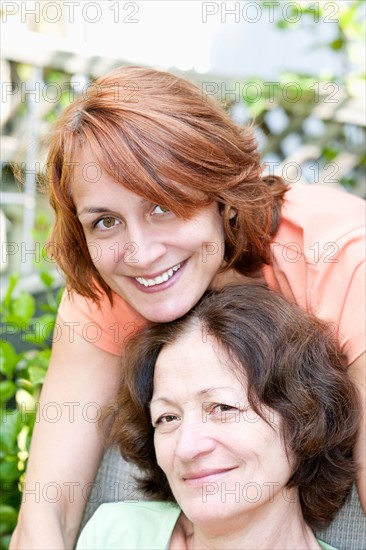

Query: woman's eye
211,403,238,414
156,414,178,425
153,413,181,433
152,205,170,215
94,216,120,230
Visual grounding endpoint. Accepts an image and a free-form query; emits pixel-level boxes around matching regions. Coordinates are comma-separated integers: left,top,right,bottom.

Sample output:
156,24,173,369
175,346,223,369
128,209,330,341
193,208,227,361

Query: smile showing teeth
135,263,182,287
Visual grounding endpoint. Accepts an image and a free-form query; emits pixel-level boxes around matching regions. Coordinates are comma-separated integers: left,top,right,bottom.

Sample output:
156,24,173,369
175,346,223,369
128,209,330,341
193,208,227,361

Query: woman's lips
131,260,187,293
182,467,237,486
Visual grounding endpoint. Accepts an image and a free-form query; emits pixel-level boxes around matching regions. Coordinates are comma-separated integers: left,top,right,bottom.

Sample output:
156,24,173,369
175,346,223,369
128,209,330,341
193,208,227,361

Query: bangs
57,66,261,220
71,109,222,218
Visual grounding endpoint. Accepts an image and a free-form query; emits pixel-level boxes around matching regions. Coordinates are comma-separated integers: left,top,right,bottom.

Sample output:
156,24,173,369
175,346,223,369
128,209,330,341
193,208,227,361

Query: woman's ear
227,207,237,219
218,203,237,219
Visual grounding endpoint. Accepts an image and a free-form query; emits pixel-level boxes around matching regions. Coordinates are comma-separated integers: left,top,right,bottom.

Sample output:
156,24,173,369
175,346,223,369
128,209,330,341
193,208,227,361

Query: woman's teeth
135,263,182,287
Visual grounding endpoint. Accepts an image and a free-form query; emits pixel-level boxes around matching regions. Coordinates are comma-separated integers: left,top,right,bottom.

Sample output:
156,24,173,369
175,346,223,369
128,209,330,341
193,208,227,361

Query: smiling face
72,150,228,322
150,326,295,529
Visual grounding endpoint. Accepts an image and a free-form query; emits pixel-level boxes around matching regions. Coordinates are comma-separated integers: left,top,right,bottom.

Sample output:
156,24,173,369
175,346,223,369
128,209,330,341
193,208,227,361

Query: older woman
77,285,360,549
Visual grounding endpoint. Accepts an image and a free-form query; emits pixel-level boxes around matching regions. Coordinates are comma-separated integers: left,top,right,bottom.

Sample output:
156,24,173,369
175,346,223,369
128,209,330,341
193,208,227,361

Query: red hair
47,66,288,302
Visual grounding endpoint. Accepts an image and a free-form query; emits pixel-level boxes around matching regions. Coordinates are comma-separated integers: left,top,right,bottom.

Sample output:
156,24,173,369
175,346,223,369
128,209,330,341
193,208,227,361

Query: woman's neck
211,267,265,291
170,499,322,550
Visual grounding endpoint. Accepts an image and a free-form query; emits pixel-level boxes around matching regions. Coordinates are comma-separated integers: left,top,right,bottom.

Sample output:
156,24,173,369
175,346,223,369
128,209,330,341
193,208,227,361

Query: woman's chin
139,297,198,323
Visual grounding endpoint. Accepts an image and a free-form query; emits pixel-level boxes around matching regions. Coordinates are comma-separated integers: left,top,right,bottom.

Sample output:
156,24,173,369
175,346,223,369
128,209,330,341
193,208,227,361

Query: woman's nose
175,416,216,462
122,224,167,269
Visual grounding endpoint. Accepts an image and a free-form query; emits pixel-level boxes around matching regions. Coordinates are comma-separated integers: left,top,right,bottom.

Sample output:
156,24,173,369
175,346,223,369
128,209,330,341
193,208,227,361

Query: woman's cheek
87,242,117,271
154,433,171,472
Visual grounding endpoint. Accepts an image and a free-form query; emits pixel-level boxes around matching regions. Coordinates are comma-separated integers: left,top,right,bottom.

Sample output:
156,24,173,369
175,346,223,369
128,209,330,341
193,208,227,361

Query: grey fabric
81,446,366,549
315,484,366,550
80,447,146,532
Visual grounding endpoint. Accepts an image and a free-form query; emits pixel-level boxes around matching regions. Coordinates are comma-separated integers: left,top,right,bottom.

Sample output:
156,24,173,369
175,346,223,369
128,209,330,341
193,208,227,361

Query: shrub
0,272,63,549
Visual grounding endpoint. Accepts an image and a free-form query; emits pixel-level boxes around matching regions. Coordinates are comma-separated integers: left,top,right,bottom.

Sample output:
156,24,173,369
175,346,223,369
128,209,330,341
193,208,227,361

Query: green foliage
261,0,365,88
0,273,62,549
241,72,327,118
244,1,366,195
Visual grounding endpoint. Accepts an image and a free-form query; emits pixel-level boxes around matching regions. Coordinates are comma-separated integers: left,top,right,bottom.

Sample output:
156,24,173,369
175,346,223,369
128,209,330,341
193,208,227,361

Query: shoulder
265,185,365,362
281,184,365,239
284,183,364,209
276,184,365,265
59,287,144,322
76,501,181,549
57,288,147,355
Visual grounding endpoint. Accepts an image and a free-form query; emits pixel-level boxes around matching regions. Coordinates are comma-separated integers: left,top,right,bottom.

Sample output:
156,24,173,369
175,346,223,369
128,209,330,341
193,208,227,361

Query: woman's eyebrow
150,386,239,407
78,207,112,216
198,386,238,396
149,396,175,410
78,198,149,217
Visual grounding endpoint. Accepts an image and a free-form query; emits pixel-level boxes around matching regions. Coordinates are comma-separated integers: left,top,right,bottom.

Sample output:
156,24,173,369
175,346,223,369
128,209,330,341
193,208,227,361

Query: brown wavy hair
103,284,360,530
46,66,288,302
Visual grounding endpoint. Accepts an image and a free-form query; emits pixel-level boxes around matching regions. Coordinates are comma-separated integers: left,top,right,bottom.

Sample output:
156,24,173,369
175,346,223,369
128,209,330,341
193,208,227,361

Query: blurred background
1,0,365,280
0,1,365,546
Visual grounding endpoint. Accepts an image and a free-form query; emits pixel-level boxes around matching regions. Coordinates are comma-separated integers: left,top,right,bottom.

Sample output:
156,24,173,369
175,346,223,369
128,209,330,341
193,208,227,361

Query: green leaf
1,534,12,549
301,7,322,18
23,315,55,345
12,292,35,324
0,504,18,536
276,20,289,29
55,287,64,308
15,378,34,393
2,275,19,312
0,342,19,377
39,271,54,288
338,2,360,31
329,38,345,51
25,429,33,453
19,349,51,379
322,146,339,162
0,458,20,483
28,366,47,386
0,382,16,403
0,411,23,451
16,389,37,413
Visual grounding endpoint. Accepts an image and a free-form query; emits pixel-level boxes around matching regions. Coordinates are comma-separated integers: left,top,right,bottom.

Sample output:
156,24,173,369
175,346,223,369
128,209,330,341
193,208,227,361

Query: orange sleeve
57,289,147,356
264,185,365,365
308,227,366,365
